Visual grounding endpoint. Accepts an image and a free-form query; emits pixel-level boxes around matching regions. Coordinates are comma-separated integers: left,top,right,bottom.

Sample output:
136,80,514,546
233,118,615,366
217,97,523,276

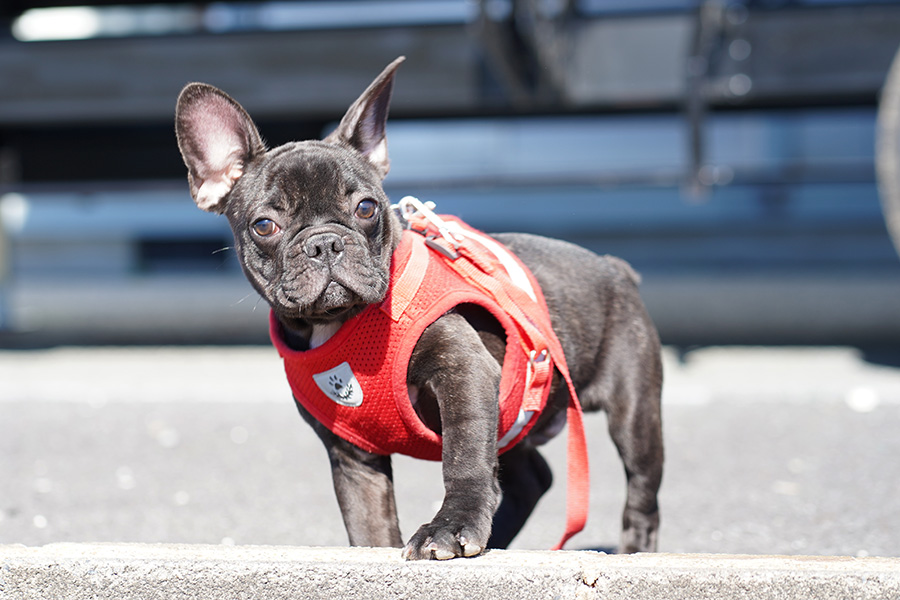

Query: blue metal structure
1,1,899,344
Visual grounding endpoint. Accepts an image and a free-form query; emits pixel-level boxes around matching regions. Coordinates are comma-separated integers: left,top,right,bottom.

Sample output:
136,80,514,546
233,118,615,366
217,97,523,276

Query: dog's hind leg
487,444,553,548
609,408,663,553
603,350,664,553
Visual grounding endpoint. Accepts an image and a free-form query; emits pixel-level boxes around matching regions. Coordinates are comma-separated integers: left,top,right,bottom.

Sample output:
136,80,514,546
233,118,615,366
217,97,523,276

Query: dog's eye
251,218,280,237
355,199,377,220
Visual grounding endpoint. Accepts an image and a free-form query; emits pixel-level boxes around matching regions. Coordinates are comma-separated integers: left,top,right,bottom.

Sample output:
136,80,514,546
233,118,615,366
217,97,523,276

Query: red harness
269,201,589,550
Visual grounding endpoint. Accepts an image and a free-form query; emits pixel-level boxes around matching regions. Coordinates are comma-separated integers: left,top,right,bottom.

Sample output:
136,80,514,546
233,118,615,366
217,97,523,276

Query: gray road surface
1,345,899,557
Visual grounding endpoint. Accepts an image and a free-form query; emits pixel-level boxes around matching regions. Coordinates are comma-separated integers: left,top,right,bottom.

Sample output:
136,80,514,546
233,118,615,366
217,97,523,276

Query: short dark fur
176,57,663,560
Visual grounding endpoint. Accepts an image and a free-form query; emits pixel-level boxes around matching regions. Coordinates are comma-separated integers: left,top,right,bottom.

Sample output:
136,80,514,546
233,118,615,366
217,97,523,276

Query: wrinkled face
226,141,397,329
176,58,406,336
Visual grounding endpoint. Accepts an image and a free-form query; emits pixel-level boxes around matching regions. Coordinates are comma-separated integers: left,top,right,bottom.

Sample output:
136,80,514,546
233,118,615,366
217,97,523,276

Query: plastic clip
395,196,462,259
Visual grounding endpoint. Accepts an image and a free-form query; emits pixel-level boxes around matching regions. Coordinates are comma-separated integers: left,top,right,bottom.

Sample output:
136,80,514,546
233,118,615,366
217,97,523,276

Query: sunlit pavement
1,345,899,557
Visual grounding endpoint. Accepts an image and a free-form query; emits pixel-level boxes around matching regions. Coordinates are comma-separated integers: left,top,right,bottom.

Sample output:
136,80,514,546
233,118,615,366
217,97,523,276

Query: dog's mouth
311,280,362,315
304,303,359,323
274,280,367,326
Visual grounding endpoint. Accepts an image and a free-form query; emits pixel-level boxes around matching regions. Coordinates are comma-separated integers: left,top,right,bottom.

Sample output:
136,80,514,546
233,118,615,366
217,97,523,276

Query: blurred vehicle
1,0,900,345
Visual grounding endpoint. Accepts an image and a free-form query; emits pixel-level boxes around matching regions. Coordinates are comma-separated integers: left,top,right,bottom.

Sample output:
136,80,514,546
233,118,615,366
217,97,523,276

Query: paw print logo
313,362,364,407
329,374,355,402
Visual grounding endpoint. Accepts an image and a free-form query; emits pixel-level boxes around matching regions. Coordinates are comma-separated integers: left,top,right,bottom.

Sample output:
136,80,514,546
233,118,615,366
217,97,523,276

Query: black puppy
175,57,663,560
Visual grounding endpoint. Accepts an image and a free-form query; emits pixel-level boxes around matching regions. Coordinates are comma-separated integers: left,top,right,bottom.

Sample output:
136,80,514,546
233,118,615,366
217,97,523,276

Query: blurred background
3,1,900,557
2,0,900,349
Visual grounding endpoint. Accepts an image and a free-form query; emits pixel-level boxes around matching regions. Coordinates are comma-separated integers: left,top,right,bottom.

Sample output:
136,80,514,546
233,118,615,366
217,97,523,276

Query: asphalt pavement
1,345,899,557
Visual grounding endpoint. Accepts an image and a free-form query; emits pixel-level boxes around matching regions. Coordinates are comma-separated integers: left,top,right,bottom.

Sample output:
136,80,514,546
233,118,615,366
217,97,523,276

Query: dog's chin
303,303,362,325
273,281,375,329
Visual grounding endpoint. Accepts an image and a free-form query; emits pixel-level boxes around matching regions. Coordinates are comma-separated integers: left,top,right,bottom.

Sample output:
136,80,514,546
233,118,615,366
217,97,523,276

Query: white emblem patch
313,362,363,407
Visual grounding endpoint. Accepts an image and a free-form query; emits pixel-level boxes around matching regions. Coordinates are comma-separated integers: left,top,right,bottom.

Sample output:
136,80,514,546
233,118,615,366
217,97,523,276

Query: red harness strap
401,200,589,550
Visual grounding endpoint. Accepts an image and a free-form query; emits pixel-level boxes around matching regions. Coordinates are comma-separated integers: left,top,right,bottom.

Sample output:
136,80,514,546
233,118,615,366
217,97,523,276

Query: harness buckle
395,196,462,259
530,349,549,364
425,235,460,260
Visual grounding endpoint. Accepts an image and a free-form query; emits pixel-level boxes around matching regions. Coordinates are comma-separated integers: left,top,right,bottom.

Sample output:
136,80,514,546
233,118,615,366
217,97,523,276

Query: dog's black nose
304,232,345,263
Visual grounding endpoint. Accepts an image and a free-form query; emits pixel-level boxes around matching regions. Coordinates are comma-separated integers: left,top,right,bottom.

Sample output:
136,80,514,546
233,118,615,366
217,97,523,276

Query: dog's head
175,58,405,338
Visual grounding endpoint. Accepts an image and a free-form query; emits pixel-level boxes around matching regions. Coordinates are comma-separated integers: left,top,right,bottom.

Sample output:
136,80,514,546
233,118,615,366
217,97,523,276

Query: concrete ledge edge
2,544,899,599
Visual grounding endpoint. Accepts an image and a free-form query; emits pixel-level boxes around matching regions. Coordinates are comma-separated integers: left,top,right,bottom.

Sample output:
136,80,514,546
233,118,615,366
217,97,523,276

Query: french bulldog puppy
175,57,663,560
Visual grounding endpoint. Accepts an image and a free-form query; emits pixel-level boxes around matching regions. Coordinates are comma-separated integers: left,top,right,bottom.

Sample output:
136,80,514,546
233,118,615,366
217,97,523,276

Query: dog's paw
401,519,487,560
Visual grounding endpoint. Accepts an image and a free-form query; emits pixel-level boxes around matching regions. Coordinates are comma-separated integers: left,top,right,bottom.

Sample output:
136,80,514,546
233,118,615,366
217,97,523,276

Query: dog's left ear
324,56,405,179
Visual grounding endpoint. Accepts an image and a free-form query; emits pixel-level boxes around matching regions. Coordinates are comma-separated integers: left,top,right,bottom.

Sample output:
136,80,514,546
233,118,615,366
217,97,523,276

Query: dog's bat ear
175,83,265,213
324,56,404,179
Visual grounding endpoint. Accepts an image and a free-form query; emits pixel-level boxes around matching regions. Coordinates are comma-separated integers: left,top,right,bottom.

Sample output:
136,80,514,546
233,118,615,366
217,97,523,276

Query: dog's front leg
296,403,404,548
402,313,502,560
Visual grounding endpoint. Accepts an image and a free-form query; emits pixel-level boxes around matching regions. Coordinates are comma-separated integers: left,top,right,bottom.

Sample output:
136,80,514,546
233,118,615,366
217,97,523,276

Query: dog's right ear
175,84,265,213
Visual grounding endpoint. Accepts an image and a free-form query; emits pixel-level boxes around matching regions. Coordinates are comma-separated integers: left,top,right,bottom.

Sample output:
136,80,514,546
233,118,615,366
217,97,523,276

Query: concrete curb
1,544,898,599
